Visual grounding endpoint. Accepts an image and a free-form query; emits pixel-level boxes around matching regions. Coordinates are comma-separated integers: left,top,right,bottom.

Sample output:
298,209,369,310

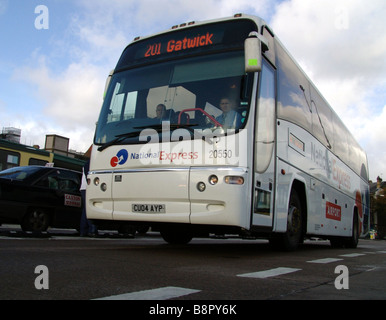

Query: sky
0,0,385,181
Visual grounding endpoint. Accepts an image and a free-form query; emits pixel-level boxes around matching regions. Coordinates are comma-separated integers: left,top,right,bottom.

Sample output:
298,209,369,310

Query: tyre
270,190,303,251
21,208,50,232
345,213,359,249
330,237,345,248
136,225,150,234
160,225,193,245
118,224,136,236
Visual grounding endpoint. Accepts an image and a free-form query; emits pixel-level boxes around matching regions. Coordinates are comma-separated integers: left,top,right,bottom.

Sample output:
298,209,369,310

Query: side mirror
244,32,268,73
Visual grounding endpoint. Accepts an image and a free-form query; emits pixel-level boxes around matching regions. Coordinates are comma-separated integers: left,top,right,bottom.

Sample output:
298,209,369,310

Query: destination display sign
116,19,257,70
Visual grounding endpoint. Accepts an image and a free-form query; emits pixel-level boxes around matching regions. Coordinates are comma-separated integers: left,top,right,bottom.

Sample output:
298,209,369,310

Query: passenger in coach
215,98,242,130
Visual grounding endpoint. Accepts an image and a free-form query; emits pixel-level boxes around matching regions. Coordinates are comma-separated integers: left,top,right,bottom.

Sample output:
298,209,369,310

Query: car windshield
0,166,42,181
94,51,251,148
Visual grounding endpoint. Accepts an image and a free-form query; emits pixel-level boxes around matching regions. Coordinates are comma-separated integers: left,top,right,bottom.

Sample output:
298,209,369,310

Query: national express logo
110,149,129,167
110,149,200,167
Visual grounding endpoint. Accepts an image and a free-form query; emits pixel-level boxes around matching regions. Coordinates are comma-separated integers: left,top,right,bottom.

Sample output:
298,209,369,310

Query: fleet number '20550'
209,149,233,159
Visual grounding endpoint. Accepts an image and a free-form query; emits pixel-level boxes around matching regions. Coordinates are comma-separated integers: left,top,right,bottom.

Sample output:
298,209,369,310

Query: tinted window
276,42,368,180
0,166,41,180
276,44,312,131
310,86,333,149
255,60,275,173
35,169,80,192
332,114,349,165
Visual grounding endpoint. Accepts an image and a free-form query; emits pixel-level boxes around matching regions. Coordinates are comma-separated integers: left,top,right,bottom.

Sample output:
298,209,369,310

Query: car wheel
136,225,150,234
118,224,136,236
160,225,193,245
21,209,50,232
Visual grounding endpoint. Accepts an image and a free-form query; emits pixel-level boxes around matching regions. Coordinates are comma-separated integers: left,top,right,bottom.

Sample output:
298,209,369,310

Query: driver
155,104,167,119
215,98,242,129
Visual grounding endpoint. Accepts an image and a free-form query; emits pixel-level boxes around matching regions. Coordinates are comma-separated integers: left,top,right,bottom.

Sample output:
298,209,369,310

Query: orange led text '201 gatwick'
145,32,214,57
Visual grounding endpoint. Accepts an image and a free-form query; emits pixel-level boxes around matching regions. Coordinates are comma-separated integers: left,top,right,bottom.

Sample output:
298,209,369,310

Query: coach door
252,60,276,228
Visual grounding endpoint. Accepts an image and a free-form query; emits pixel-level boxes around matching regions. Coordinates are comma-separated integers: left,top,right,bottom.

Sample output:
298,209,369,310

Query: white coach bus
86,14,370,250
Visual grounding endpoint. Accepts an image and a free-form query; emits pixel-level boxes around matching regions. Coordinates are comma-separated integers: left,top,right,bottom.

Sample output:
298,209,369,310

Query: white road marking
307,258,343,264
237,267,301,279
339,253,366,258
94,286,200,300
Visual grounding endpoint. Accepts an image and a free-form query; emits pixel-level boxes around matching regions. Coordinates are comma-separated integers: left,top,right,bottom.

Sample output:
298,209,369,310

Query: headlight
224,176,244,185
208,175,218,185
197,181,206,192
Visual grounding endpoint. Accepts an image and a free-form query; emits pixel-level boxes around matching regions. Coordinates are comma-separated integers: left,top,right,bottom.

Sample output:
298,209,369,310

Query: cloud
364,104,386,180
75,0,272,37
271,0,386,81
8,0,385,179
11,0,273,150
13,56,105,151
270,0,386,179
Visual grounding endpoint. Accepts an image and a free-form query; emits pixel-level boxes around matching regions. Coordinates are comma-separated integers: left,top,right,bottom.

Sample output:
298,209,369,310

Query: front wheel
21,208,50,232
270,190,303,251
160,225,193,245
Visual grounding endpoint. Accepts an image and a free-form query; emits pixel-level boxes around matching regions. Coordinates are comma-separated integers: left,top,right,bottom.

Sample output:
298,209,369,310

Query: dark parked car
0,166,82,232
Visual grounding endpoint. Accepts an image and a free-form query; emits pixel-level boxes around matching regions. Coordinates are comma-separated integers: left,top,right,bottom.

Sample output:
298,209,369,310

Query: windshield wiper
98,122,215,152
134,123,198,130
97,131,143,152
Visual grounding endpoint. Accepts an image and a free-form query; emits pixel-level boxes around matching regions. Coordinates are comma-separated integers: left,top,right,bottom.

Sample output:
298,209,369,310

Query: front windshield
95,51,251,147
